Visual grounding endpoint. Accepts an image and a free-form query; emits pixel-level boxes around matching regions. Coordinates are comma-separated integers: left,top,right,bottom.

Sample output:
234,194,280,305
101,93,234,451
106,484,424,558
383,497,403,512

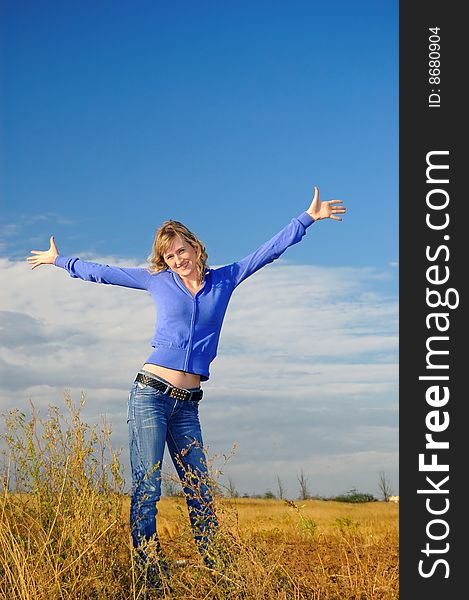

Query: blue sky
0,1,398,497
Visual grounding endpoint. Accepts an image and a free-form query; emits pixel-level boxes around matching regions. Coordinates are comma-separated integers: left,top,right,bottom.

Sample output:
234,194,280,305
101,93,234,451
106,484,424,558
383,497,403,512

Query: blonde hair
147,220,208,283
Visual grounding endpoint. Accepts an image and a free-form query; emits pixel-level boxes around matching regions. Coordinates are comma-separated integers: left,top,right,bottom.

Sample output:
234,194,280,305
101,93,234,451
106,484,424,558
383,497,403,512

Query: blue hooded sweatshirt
54,211,314,380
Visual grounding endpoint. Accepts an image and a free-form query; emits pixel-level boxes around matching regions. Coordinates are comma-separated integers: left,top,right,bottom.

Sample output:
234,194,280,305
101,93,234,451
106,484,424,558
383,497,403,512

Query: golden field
145,496,399,599
1,493,398,600
0,397,399,599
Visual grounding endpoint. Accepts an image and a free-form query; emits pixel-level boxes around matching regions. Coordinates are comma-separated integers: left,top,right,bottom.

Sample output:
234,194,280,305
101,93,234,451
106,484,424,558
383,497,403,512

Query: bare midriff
142,363,201,389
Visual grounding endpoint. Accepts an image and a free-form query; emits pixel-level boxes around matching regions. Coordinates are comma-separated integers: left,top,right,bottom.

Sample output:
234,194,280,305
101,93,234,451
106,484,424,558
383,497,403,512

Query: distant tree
332,488,376,503
297,469,310,500
227,475,239,498
263,490,276,499
162,472,182,497
378,471,393,502
276,474,285,500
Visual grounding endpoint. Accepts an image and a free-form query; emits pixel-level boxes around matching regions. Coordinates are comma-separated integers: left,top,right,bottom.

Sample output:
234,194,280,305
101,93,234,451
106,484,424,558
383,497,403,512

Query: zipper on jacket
184,296,197,371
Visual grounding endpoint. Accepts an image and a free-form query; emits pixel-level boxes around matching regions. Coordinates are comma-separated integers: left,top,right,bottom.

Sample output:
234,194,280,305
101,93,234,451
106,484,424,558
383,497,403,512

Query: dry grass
0,396,398,599
148,496,398,600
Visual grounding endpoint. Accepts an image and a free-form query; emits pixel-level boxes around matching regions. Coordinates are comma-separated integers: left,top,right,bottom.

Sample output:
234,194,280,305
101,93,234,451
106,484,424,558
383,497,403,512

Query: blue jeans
127,370,218,571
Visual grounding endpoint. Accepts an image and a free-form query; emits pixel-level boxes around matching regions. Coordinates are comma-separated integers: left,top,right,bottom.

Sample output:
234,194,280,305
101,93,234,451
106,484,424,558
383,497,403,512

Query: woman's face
163,235,198,279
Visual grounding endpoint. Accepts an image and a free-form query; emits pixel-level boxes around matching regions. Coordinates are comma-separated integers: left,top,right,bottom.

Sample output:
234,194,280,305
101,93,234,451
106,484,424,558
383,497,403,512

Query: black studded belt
135,372,203,402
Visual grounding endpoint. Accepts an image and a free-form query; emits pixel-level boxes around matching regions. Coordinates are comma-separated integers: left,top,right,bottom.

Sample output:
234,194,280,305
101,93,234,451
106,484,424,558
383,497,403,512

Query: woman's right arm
27,236,151,290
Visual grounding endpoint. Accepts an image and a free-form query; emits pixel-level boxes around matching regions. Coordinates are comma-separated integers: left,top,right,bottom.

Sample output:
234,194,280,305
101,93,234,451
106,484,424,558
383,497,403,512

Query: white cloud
0,256,398,496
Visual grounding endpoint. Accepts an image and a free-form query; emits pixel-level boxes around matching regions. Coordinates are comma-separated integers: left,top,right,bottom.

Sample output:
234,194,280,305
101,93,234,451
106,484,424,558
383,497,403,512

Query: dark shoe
139,560,172,598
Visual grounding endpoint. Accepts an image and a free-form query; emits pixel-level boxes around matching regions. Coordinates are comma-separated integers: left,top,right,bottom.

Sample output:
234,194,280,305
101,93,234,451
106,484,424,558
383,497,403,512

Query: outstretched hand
27,236,59,270
307,186,346,221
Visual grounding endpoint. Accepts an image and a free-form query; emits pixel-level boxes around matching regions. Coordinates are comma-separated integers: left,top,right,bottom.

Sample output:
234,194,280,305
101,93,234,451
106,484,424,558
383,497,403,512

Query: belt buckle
169,386,189,401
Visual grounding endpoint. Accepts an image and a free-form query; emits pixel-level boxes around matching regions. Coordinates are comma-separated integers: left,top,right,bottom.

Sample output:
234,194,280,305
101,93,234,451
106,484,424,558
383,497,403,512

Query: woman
27,186,346,590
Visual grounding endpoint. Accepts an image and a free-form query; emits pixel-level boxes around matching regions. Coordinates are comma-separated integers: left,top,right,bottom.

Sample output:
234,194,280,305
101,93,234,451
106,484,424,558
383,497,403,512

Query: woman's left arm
228,186,346,288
